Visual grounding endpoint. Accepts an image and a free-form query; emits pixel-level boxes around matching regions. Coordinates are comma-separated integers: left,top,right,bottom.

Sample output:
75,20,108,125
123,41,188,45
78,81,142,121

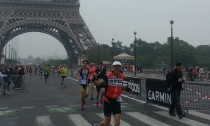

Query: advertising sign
146,79,171,107
123,76,141,95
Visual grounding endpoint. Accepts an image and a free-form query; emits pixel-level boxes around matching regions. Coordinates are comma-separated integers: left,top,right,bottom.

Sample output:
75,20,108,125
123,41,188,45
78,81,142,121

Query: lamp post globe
170,20,174,25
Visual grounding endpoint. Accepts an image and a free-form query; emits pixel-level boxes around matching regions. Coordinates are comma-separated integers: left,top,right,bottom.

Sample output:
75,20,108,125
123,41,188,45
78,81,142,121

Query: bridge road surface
0,73,210,126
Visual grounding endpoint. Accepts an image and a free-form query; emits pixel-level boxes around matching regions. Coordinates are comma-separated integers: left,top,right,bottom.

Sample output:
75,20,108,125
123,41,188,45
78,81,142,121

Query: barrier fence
124,76,210,112
181,82,210,111
0,75,26,95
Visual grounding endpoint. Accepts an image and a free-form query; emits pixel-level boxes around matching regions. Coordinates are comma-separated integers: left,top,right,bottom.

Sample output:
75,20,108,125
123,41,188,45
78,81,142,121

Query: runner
77,60,90,110
29,66,32,77
51,66,56,76
57,65,61,77
39,66,43,79
43,65,50,84
34,66,37,76
92,61,129,126
88,63,96,100
60,64,68,88
94,61,106,107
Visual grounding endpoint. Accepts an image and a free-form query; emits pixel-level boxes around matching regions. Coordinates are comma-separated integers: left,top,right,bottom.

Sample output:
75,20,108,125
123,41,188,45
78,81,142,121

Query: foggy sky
9,0,210,58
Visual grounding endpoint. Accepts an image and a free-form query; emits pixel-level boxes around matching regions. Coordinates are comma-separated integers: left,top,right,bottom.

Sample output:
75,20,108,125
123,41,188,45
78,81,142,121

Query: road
0,73,210,126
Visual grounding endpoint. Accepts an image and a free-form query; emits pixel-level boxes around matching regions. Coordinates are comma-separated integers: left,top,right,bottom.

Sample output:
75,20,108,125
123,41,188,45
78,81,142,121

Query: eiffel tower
0,0,96,63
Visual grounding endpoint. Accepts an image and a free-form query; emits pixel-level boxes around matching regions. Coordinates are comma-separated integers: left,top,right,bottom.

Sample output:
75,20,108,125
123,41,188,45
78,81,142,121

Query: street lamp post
170,20,174,69
11,47,13,64
4,44,7,64
112,38,114,61
97,42,99,64
134,31,137,76
15,51,17,64
8,45,10,63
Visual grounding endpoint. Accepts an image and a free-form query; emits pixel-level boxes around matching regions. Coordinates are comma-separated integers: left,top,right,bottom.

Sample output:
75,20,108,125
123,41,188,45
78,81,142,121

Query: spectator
168,62,185,119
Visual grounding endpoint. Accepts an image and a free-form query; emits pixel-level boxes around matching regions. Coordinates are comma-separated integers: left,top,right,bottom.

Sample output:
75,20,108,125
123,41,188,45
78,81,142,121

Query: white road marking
45,105,59,108
36,116,54,126
68,114,91,126
21,106,34,109
189,110,210,120
154,111,209,126
126,112,170,126
97,113,132,126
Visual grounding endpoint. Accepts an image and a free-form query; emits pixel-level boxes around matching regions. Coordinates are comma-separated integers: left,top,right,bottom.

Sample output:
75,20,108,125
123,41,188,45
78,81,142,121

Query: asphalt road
0,73,210,126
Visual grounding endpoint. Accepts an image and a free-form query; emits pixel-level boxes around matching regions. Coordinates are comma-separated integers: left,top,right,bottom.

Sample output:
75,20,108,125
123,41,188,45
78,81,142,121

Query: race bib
80,79,87,85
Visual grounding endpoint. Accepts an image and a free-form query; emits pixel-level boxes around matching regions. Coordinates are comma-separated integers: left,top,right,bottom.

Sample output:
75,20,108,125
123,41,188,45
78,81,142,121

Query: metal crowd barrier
123,76,147,102
0,76,8,95
6,75,26,92
181,81,210,111
124,75,210,112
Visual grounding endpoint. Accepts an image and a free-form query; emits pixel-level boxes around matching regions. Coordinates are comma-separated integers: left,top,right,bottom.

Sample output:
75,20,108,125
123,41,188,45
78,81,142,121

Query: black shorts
44,73,49,78
61,76,67,79
104,97,121,116
80,84,88,91
96,84,103,92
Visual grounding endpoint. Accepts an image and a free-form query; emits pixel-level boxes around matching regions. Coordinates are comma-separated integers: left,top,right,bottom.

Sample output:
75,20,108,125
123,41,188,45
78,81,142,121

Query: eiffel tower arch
0,0,96,64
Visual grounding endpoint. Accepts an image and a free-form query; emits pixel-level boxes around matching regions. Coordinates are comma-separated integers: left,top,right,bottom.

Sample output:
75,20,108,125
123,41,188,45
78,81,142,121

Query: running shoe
93,123,98,126
96,102,99,107
81,104,85,110
99,99,103,105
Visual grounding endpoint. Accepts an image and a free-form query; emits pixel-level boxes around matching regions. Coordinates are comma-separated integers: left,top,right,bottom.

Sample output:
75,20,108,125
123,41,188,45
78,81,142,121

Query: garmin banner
123,76,141,95
146,79,171,107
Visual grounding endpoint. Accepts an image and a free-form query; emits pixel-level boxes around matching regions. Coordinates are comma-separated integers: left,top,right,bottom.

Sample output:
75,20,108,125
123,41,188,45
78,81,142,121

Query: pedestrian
168,62,185,119
92,61,130,126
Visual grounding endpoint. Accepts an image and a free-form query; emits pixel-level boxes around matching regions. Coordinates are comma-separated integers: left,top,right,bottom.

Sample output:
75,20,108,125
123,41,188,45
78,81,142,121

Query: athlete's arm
121,75,131,91
92,75,107,87
76,68,81,81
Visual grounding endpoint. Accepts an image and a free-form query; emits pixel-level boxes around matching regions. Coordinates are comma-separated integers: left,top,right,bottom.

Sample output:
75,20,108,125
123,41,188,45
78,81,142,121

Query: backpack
166,71,174,89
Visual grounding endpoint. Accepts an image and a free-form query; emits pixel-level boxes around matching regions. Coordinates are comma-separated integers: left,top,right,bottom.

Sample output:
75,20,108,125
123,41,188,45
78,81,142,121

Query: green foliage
86,38,210,69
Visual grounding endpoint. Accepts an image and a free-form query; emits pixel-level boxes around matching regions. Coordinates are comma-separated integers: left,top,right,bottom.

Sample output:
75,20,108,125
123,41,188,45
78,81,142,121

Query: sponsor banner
123,76,141,95
146,79,171,107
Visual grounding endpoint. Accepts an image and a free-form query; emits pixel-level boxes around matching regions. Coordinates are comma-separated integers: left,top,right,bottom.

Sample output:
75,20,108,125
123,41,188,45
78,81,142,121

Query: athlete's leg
96,86,101,107
113,114,121,126
61,76,64,85
44,74,47,83
97,116,111,126
64,77,67,88
89,82,94,100
80,86,86,110
100,88,105,105
46,74,49,83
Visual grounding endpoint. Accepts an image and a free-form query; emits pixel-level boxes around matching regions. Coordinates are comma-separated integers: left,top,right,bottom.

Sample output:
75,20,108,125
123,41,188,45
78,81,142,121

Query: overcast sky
8,0,210,58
